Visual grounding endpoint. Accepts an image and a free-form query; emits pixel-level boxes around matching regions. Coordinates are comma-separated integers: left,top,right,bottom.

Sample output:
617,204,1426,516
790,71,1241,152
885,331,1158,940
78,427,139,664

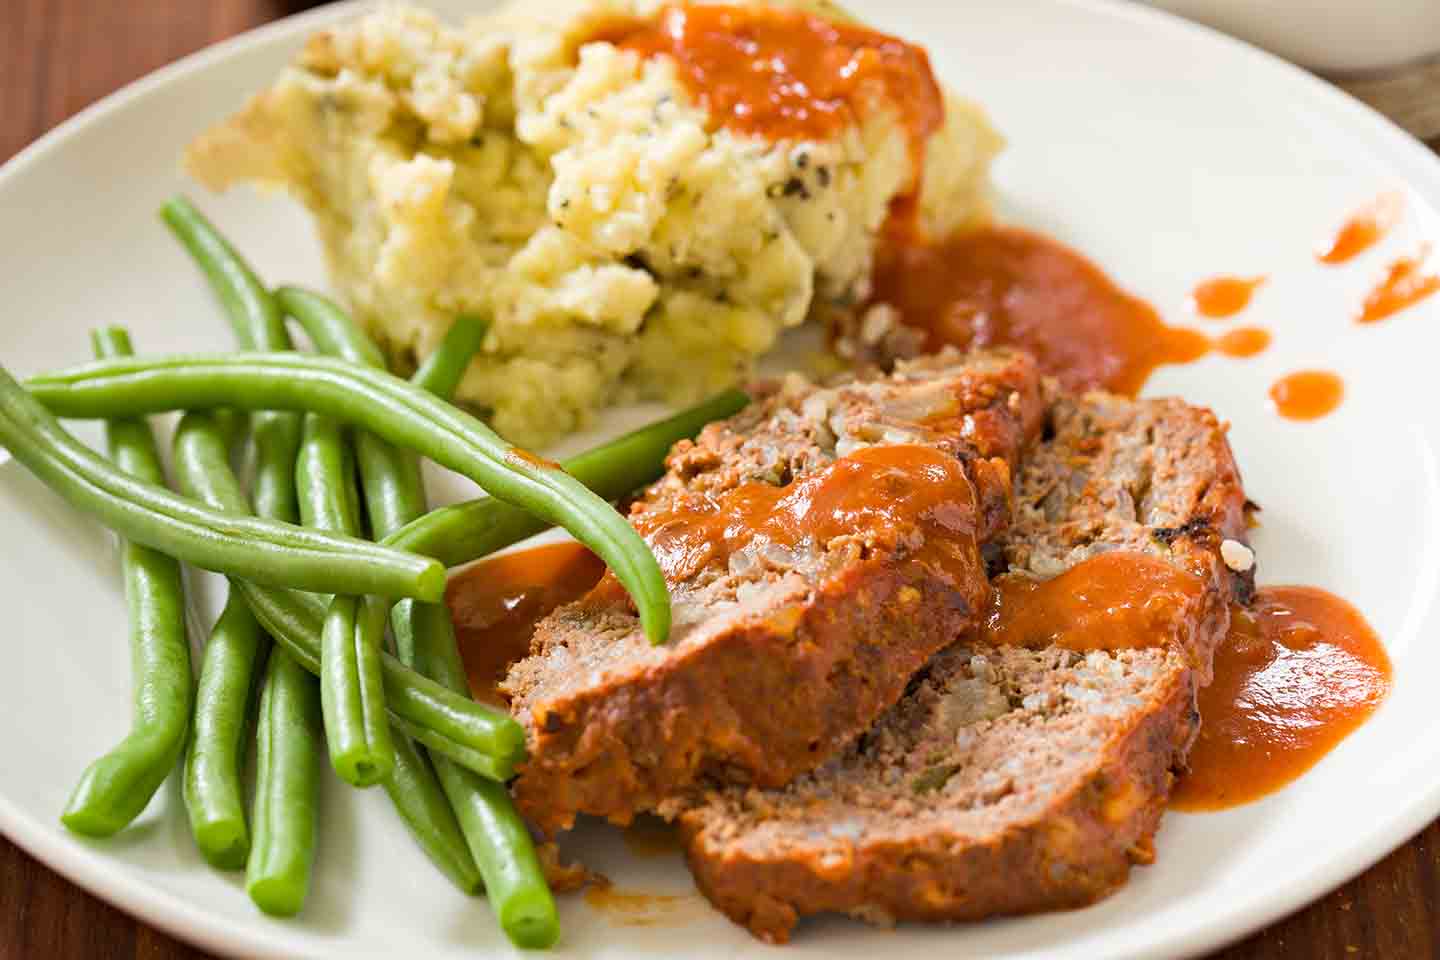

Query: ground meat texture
501,348,1045,833
676,390,1252,942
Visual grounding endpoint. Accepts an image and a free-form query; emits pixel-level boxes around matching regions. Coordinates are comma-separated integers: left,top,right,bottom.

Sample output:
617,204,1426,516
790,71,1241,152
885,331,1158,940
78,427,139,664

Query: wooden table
3,1,1439,957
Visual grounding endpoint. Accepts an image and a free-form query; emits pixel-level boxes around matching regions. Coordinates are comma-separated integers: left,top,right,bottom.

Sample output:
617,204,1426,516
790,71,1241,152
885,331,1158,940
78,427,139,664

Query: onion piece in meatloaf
501,348,1045,833
677,391,1255,942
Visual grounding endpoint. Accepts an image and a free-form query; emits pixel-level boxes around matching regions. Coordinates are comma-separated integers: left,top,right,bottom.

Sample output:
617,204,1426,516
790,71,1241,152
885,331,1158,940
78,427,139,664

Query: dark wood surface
2,2,1439,958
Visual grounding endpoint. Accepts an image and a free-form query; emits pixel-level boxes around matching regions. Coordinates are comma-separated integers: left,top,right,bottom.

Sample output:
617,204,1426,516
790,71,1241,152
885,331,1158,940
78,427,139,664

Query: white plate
2,1,1439,957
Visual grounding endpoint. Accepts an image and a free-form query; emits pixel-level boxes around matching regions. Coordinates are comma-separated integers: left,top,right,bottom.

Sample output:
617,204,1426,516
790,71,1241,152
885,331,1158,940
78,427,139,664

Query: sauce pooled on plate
1172,586,1391,810
447,542,606,704
870,226,1211,395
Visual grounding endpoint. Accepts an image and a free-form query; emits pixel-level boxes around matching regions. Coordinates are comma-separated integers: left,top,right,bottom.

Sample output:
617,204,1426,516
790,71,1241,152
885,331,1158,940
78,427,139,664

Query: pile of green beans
0,194,754,950
277,285,559,945
165,198,485,896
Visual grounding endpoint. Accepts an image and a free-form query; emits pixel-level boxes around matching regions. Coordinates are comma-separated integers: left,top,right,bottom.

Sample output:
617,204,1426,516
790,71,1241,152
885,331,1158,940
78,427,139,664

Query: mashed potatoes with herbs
188,0,1000,446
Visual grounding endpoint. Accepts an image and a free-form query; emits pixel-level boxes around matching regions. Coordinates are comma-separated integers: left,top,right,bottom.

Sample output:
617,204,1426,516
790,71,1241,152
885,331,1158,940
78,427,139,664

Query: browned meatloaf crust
502,349,1046,833
677,390,1254,942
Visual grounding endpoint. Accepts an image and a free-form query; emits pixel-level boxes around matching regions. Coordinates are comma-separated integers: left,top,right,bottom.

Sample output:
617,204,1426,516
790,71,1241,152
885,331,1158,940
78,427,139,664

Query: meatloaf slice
502,348,1045,833
678,391,1254,942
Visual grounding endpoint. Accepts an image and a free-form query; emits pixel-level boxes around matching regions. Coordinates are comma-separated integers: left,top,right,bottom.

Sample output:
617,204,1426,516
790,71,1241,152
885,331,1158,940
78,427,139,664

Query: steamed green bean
60,328,192,839
246,647,322,917
183,586,262,868
27,352,671,644
295,414,393,786
411,315,488,399
0,365,442,600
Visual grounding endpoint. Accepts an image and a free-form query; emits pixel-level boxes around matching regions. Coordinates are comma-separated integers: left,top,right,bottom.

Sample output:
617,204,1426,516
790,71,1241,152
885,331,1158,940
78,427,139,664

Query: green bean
294,415,393,786
183,587,262,868
386,388,750,566
171,412,258,868
160,196,289,352
381,736,482,894
318,593,392,786
173,413,481,889
161,195,303,524
275,286,384,369
28,353,671,644
295,416,361,535
164,187,305,543
60,328,192,838
246,647,322,917
411,315,488,399
0,366,442,600
165,197,302,867
406,601,559,948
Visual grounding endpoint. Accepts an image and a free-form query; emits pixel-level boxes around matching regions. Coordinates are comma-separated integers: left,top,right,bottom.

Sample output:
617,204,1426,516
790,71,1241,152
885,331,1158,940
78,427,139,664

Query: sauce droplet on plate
1191,275,1266,319
446,542,606,705
1358,248,1440,324
1171,587,1391,811
1318,191,1404,264
871,227,1211,396
1215,326,1272,358
1269,370,1344,421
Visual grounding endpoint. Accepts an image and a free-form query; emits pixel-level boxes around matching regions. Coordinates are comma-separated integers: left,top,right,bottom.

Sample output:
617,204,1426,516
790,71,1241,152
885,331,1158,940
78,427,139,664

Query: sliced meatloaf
502,348,1046,833
677,390,1254,942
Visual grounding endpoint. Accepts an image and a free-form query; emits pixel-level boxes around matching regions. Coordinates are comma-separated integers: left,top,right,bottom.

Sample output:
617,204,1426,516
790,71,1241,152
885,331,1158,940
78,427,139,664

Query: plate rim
3,0,1440,957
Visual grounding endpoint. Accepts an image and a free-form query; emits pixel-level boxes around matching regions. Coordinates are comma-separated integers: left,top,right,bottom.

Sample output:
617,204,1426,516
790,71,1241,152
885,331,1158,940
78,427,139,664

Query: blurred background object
1147,0,1440,74
1146,0,1440,139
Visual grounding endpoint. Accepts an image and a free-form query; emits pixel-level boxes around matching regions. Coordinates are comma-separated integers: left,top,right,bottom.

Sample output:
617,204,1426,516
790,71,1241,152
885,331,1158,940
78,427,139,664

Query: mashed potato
188,0,1000,446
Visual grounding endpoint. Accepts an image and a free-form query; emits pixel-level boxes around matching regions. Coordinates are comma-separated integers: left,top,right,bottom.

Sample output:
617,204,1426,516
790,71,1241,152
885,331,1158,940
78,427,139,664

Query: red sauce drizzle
1215,326,1272,358
583,886,704,927
1268,370,1344,421
1172,587,1391,810
628,444,980,586
1318,191,1404,264
871,226,1211,396
1358,248,1440,324
984,552,1207,652
1191,275,1266,319
446,542,606,704
597,4,943,193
